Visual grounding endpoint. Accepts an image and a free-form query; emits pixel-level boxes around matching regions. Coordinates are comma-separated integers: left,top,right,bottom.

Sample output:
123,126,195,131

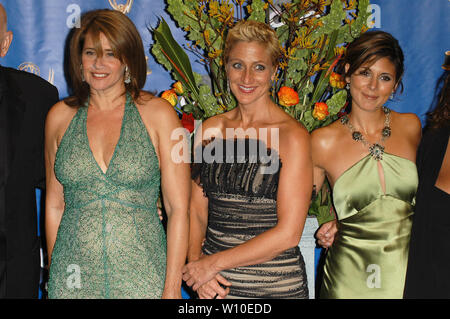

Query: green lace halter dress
320,152,418,298
48,93,166,298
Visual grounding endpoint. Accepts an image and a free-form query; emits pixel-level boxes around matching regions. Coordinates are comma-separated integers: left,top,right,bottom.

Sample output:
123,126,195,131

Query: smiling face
226,41,276,108
346,57,397,112
81,32,126,94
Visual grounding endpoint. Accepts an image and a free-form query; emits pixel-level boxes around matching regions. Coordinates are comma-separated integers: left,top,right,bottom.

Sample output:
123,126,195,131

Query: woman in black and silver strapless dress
182,20,312,299
190,138,308,298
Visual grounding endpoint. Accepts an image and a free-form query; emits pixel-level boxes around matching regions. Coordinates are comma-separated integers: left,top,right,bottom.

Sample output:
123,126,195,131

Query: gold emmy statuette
108,0,134,14
145,56,152,75
18,62,40,76
48,68,55,85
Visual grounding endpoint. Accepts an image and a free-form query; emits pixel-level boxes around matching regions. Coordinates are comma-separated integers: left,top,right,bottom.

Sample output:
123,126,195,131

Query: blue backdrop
1,0,449,299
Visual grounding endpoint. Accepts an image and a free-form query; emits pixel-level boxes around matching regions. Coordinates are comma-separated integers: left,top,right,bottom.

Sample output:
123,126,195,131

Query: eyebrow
83,47,114,53
229,58,268,65
359,66,394,76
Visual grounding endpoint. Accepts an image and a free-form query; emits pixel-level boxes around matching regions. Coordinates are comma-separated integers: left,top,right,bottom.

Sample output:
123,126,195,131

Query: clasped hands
182,255,231,299
316,219,338,248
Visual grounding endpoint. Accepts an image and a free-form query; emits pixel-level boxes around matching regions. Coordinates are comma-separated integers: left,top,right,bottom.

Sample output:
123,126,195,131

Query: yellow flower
208,48,223,60
161,89,178,107
209,1,219,17
172,81,184,95
313,102,329,120
277,86,299,107
329,72,346,89
334,46,346,57
203,30,211,46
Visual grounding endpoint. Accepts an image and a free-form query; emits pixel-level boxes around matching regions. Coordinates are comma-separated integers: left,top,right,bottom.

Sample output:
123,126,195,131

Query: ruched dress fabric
48,93,166,299
320,153,418,299
193,138,308,299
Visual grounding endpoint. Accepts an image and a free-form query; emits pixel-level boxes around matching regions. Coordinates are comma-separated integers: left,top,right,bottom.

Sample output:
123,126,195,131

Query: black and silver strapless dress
192,138,308,299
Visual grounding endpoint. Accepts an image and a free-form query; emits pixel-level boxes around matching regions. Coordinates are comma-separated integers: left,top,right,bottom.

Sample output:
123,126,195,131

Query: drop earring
124,66,131,84
346,83,350,90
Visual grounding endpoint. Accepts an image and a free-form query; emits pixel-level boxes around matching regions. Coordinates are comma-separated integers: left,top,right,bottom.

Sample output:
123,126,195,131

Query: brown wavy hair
64,9,148,107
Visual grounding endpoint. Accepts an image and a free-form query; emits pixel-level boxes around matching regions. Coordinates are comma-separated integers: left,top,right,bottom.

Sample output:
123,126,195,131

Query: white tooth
239,86,254,92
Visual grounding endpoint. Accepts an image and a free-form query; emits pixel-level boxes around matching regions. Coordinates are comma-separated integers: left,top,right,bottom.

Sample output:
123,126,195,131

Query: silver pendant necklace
340,107,391,161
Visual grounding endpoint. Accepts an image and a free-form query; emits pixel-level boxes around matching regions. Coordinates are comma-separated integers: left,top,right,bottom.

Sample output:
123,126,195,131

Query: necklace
340,107,391,161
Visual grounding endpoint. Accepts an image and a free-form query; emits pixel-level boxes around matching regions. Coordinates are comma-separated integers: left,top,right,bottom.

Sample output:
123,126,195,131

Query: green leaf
248,0,266,22
152,18,200,98
326,89,347,114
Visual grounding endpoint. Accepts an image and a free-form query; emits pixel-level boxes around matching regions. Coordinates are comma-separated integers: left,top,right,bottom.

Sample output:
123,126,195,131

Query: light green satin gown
320,152,418,299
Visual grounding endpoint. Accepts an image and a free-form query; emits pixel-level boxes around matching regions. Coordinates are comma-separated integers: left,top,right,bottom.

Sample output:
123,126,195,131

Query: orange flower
161,89,178,107
313,102,329,120
172,81,184,95
329,72,346,89
277,86,299,107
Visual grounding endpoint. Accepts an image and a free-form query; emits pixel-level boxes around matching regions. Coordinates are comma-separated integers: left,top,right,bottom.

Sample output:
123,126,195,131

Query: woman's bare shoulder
391,110,422,142
46,100,78,132
310,119,344,150
47,100,77,119
392,110,421,129
136,92,182,129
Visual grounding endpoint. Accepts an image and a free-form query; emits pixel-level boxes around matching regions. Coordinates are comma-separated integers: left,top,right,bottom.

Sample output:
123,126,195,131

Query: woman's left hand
182,256,219,291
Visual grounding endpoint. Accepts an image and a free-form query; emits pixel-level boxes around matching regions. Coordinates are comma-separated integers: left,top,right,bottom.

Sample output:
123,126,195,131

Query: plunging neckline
84,97,128,176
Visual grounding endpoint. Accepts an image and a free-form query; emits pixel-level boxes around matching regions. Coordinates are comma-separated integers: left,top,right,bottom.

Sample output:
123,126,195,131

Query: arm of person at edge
44,101,77,266
311,128,338,249
187,123,231,299
140,94,191,299
182,122,313,292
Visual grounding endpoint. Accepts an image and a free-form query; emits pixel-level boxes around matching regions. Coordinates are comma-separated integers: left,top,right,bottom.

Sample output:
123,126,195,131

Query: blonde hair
224,20,281,68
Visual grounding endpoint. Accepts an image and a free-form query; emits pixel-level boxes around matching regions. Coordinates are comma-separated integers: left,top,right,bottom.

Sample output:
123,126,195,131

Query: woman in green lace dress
44,9,190,299
312,31,422,298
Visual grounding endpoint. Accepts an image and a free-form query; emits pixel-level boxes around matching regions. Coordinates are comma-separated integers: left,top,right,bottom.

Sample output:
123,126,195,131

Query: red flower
181,113,195,133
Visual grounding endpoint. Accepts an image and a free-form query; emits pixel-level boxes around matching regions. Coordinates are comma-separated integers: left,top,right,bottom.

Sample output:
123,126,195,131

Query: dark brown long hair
427,72,450,130
343,30,405,94
64,9,148,107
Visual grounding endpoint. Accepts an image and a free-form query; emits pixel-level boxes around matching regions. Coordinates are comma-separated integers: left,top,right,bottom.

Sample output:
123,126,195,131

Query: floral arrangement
151,0,371,225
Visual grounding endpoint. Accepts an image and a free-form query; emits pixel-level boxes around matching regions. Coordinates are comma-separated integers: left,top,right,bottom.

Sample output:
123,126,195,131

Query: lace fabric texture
48,94,166,298
194,139,308,299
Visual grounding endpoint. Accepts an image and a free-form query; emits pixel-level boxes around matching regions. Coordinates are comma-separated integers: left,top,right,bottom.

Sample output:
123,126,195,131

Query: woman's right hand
197,274,231,299
316,220,338,248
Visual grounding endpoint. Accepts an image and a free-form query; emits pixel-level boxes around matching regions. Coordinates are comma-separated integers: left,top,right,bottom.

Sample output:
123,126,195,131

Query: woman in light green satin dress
311,31,422,299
